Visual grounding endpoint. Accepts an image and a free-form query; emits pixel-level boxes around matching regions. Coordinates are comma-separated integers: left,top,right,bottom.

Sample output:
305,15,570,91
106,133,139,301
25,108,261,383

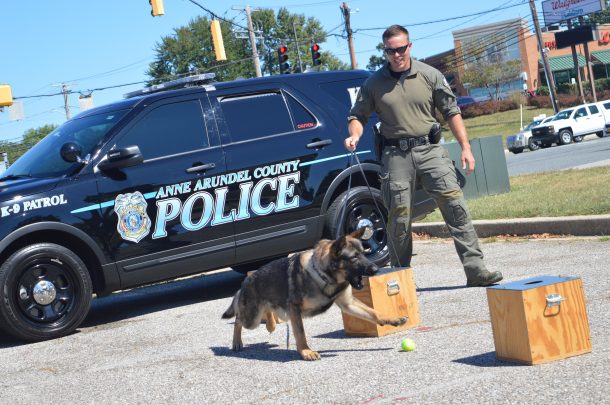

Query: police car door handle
306,139,332,149
186,163,216,173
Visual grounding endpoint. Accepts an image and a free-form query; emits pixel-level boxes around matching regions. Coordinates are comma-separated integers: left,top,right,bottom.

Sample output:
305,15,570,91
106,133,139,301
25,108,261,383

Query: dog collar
307,259,335,295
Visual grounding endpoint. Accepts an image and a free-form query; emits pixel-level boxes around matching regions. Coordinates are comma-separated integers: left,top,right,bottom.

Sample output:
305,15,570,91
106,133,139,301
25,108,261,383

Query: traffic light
278,45,290,74
0,84,13,107
210,20,227,61
311,43,321,66
149,0,164,16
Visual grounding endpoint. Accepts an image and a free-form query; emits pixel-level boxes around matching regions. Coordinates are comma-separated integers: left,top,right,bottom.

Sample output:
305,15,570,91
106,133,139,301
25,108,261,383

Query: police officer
344,24,502,287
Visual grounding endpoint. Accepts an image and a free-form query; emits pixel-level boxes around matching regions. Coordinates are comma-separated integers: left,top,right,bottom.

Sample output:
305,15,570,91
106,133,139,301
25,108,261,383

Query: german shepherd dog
222,228,408,361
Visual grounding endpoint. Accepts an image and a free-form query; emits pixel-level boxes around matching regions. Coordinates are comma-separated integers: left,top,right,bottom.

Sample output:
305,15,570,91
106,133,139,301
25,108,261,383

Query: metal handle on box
387,279,400,296
546,293,565,307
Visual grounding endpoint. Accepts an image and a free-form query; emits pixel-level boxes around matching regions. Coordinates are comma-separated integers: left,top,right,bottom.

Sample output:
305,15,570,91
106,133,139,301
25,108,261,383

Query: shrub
460,99,519,118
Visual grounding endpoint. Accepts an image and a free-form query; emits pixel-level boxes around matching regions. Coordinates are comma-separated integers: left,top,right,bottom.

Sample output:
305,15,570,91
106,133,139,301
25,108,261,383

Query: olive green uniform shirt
348,59,461,138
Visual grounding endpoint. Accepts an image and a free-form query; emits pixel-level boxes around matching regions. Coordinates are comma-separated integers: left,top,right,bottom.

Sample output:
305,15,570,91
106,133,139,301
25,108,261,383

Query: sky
0,0,538,145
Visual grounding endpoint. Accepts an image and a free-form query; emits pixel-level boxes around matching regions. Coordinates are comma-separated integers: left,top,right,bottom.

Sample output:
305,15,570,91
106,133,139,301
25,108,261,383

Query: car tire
573,135,583,143
511,148,523,154
558,129,572,145
596,131,605,138
0,243,92,342
528,139,540,151
325,186,389,267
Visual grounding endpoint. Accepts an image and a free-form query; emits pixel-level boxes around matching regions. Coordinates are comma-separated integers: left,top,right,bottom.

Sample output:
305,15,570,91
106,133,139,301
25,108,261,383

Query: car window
117,99,208,160
604,102,610,110
3,109,128,178
543,117,554,123
575,107,588,118
285,93,317,130
525,120,542,130
219,91,293,143
554,110,572,120
589,105,600,114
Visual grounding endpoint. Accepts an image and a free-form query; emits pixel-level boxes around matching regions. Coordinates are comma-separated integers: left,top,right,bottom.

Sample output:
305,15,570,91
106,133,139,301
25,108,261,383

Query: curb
413,214,610,238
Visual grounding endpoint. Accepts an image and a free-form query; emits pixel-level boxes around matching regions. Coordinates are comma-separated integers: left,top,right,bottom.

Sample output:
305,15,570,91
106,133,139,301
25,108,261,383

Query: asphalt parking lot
0,237,608,404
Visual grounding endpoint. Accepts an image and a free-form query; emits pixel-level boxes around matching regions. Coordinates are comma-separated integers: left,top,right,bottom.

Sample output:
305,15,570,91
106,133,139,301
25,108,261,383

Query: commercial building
422,18,610,98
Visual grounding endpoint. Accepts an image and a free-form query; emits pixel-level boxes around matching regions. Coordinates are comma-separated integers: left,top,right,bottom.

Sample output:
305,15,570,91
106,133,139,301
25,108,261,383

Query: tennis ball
401,338,416,352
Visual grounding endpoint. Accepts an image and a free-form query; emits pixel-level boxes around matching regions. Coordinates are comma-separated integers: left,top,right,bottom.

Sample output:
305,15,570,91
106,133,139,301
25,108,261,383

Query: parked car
0,70,446,342
531,103,606,148
457,96,477,109
506,115,554,154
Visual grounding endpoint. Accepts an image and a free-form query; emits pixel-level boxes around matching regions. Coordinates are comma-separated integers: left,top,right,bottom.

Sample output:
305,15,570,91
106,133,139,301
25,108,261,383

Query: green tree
367,43,386,71
252,8,348,74
460,36,521,102
586,8,610,24
146,8,348,84
0,124,57,164
147,16,253,84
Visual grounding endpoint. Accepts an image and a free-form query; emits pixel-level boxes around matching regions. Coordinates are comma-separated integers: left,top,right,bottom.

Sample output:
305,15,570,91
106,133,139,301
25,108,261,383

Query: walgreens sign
542,0,605,26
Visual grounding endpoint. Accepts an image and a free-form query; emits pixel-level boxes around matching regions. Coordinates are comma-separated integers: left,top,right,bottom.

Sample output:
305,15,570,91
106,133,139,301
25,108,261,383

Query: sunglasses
384,43,410,55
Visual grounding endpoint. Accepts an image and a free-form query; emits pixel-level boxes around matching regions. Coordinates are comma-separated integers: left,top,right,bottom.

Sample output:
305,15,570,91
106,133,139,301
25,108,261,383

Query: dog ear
349,228,366,240
331,235,347,257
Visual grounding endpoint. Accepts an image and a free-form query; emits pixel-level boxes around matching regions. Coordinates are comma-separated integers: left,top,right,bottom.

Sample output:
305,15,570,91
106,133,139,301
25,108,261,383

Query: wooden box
486,276,591,365
342,267,420,337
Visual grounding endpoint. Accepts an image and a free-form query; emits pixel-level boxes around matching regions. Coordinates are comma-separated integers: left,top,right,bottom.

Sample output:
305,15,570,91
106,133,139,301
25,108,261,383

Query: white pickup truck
531,102,606,148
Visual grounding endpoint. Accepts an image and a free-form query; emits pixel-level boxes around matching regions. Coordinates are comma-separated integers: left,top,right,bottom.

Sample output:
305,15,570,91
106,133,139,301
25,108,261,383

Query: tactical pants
379,143,487,277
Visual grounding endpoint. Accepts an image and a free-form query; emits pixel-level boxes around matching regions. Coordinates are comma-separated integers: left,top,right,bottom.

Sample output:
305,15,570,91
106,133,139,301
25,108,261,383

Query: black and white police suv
0,71,438,342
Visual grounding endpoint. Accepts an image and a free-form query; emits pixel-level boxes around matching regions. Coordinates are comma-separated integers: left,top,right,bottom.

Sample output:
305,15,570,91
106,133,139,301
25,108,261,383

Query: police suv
0,71,437,342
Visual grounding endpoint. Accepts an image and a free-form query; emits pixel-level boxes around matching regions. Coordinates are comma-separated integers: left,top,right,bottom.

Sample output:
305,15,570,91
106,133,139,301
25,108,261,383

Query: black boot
466,270,503,287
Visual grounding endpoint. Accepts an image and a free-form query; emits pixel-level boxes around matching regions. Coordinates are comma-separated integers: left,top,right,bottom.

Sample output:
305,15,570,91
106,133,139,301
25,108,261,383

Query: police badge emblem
114,191,151,243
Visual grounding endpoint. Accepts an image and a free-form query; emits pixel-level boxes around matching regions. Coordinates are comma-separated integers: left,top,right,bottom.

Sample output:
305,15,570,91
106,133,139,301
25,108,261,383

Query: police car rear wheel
0,243,92,342
325,186,389,266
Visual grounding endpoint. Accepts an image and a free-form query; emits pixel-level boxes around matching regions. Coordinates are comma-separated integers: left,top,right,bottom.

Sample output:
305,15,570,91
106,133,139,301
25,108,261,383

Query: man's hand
345,119,364,152
461,148,475,175
344,135,359,152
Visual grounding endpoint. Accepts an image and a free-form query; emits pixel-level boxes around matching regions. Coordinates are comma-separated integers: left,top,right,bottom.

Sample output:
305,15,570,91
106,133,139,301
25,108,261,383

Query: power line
353,1,529,32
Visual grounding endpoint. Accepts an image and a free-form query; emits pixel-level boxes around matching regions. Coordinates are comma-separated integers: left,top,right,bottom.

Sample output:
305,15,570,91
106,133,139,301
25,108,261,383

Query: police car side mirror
98,145,144,171
61,142,83,163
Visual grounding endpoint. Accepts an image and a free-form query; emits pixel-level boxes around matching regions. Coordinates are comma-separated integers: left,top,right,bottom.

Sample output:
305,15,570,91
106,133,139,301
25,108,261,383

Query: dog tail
221,294,238,319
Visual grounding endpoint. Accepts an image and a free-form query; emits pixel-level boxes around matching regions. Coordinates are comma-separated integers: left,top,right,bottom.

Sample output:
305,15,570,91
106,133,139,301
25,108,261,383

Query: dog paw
299,349,321,361
391,316,408,326
231,340,244,351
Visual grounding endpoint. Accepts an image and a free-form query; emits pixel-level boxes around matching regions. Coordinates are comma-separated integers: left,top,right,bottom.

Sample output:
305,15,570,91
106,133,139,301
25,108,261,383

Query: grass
420,166,610,222
442,106,556,145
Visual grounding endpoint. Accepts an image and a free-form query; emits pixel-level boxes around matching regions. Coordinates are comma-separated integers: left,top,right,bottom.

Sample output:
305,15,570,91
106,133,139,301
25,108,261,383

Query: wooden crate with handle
342,267,420,337
486,276,591,365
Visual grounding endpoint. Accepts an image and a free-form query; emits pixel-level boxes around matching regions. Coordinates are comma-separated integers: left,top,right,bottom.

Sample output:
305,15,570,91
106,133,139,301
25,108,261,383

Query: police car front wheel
325,186,389,267
0,243,92,342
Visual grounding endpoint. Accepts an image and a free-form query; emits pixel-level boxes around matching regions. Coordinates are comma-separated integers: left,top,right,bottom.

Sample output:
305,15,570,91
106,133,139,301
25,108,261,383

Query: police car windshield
4,109,128,178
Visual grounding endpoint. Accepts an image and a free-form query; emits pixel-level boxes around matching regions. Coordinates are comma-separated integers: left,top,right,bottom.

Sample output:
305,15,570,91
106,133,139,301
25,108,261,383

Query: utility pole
293,22,304,72
341,2,357,69
245,5,262,77
52,83,72,120
529,0,558,113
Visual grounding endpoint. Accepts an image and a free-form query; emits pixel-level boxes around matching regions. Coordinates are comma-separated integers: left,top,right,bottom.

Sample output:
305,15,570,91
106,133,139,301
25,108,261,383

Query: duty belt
385,136,429,151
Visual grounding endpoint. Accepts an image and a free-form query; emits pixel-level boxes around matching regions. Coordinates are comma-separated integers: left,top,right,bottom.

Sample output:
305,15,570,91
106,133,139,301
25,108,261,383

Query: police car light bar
124,73,216,98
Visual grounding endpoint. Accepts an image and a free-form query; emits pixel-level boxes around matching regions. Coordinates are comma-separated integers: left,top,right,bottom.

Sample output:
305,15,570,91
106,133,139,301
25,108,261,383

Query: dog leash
335,152,403,269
